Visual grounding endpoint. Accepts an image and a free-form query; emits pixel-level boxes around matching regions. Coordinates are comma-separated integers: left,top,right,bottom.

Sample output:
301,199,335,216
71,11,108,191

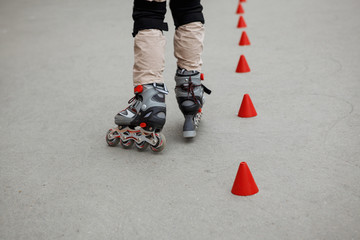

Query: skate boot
174,68,211,138
106,83,168,152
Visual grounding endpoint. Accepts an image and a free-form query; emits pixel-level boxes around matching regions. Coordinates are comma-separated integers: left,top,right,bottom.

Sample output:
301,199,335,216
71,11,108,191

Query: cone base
231,189,259,196
238,113,257,118
236,69,250,73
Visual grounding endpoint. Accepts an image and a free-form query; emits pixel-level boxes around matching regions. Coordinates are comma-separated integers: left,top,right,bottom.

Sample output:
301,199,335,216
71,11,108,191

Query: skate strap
153,82,169,95
176,82,212,96
202,84,212,95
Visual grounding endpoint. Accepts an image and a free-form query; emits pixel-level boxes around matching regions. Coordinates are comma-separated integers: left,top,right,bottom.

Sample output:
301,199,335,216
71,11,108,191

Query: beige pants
133,6,205,86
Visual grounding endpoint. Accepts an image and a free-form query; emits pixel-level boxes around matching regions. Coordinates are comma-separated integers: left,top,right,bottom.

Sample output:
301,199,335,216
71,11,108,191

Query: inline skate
174,68,211,138
106,83,168,152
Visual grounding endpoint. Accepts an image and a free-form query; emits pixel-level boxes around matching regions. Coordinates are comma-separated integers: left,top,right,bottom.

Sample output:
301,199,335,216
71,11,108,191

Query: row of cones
236,2,255,118
232,0,259,197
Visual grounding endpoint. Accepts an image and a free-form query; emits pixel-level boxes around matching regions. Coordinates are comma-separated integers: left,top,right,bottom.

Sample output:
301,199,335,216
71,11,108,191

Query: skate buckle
153,83,169,95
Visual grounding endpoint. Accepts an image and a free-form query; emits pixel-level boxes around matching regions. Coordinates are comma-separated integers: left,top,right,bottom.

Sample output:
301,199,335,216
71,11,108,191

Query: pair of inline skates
106,68,211,152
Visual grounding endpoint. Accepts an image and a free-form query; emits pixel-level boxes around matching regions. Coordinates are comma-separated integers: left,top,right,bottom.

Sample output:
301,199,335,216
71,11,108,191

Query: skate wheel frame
105,126,165,152
194,112,202,128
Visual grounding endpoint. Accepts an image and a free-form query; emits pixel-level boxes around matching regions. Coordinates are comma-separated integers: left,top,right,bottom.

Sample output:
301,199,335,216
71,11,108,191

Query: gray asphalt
1,0,360,239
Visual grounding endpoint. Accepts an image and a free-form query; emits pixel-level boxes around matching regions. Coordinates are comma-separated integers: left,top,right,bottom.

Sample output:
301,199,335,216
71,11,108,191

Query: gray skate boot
174,68,211,138
106,83,168,152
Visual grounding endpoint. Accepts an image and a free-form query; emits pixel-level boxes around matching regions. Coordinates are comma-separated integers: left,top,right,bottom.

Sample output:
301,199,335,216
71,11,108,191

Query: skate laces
185,78,200,104
127,95,137,105
118,94,139,114
176,76,211,105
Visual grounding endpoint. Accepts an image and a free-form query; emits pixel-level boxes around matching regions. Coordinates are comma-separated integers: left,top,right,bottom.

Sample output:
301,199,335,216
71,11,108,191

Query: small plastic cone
231,162,259,196
238,94,257,117
236,55,250,73
236,3,244,14
237,16,247,28
240,0,246,2
239,31,251,46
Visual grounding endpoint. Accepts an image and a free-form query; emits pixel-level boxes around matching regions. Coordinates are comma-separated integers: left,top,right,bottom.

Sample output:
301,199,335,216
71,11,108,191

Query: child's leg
170,0,205,72
170,0,210,138
173,22,204,72
133,29,166,86
105,0,169,152
132,0,168,86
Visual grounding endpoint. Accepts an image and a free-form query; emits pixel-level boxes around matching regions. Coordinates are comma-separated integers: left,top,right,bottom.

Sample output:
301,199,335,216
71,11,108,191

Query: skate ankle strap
153,82,169,95
202,84,212,95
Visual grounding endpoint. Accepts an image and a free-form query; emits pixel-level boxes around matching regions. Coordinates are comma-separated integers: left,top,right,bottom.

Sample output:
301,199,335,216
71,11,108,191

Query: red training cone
236,55,250,73
239,31,251,46
236,3,244,14
238,94,257,118
231,162,259,196
240,0,246,2
237,16,247,28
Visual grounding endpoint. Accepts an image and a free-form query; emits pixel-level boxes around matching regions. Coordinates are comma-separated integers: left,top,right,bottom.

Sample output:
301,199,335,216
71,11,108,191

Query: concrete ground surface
1,0,359,239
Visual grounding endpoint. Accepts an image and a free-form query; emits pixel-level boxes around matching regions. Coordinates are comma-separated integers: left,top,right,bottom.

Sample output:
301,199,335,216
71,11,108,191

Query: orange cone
239,31,251,45
238,94,257,117
236,3,244,14
231,162,259,196
236,55,250,73
237,16,247,28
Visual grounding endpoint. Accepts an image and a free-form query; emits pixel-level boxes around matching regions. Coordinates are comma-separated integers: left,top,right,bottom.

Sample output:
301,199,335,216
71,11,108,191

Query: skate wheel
194,112,202,128
120,139,134,149
150,133,166,152
135,141,149,151
106,129,120,147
